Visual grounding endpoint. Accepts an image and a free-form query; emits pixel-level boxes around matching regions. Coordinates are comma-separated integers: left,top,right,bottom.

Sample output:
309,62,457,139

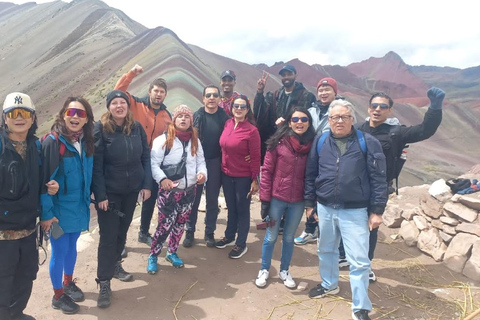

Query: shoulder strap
163,132,171,157
0,134,3,155
316,131,330,154
317,130,367,155
42,131,66,157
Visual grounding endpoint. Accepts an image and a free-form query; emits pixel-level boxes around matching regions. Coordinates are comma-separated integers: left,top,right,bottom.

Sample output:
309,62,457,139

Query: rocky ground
26,195,480,320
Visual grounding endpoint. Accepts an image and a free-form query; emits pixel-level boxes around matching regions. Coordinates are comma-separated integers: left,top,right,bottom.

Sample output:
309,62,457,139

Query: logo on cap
14,96,23,105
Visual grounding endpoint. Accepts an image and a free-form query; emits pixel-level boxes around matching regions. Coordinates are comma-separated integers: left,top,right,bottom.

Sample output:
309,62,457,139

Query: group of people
0,63,444,320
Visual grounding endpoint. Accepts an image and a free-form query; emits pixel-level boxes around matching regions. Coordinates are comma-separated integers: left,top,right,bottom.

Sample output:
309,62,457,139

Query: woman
148,105,207,273
255,107,315,289
40,97,95,314
91,90,152,309
215,95,261,259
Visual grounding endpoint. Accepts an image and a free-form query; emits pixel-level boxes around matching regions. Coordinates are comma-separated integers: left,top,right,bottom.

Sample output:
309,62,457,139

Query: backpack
317,129,367,155
446,178,472,194
41,131,66,157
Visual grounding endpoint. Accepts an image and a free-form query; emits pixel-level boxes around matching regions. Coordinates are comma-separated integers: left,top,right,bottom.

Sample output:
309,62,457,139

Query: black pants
0,232,38,320
97,192,137,281
186,157,222,236
339,227,378,261
140,178,159,234
222,175,251,248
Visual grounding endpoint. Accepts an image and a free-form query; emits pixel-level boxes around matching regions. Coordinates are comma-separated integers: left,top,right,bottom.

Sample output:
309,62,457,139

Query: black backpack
446,178,472,194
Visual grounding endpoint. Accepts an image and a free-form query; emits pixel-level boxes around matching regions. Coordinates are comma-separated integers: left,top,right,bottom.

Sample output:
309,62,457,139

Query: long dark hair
51,97,95,156
266,106,315,151
230,94,256,125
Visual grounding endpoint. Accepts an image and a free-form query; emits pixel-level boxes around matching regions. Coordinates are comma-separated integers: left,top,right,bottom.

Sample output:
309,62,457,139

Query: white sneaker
369,269,377,282
255,269,269,287
339,258,350,268
279,270,296,288
294,231,317,245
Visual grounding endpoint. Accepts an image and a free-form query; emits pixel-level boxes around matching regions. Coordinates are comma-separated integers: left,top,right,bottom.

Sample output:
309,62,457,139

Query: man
254,65,316,162
294,77,338,245
0,92,41,320
183,85,230,247
218,70,240,116
340,87,445,282
115,64,172,246
305,99,387,320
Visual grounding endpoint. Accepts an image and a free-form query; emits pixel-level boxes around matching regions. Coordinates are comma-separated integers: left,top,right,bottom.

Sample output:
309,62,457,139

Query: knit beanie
317,78,338,95
106,90,130,109
172,104,193,123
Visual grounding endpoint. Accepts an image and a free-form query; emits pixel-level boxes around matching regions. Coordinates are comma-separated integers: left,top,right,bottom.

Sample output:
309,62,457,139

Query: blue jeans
316,203,371,313
261,198,304,271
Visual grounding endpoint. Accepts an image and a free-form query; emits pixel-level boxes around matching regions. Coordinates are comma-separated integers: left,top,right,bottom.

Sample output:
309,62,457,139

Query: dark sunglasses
5,108,34,119
64,108,87,118
291,116,309,123
205,93,219,98
369,103,390,110
232,104,247,109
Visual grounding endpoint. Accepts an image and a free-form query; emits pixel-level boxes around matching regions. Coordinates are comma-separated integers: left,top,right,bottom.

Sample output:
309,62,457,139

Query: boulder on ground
443,202,478,223
456,222,480,237
399,220,420,247
429,179,452,202
417,228,447,261
401,206,421,221
420,194,443,219
439,216,459,226
413,215,429,231
463,240,480,281
383,204,404,228
443,233,478,273
459,194,480,211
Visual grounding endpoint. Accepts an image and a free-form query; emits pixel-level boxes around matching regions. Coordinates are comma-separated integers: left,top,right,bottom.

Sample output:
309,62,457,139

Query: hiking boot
339,257,350,269
204,233,215,247
166,252,184,268
369,269,377,283
147,254,158,274
183,232,194,248
279,270,296,289
294,231,317,245
228,245,248,259
63,280,85,302
308,284,339,299
121,248,127,258
113,261,133,282
11,312,36,320
215,237,235,249
352,309,371,320
96,279,111,309
255,269,269,288
138,231,153,246
52,294,79,314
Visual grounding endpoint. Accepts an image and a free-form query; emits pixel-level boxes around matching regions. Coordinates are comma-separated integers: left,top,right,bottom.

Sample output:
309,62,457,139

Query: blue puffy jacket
304,130,387,214
40,134,93,233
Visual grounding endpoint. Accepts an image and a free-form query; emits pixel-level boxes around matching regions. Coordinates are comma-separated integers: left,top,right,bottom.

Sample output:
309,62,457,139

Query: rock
420,194,443,219
443,233,479,273
463,240,480,281
443,202,478,223
417,229,447,261
450,194,462,203
429,179,452,202
459,194,480,211
439,216,459,226
439,230,453,243
456,222,480,237
413,215,429,231
431,219,444,229
441,224,457,235
383,204,404,228
297,282,308,291
402,207,421,221
399,220,420,247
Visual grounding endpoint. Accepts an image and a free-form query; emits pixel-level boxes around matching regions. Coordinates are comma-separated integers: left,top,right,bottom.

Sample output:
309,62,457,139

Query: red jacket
219,118,260,179
260,137,309,203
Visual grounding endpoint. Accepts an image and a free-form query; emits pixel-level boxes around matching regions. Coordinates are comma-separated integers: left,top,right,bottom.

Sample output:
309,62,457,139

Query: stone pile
383,177,480,281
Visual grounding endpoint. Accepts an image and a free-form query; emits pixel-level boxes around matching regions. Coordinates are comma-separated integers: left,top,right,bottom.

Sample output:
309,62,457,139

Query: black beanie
106,90,130,109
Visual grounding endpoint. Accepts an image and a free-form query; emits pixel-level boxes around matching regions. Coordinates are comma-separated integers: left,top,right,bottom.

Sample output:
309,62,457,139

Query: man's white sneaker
369,269,377,282
255,269,269,288
339,258,350,268
294,231,317,245
279,270,296,288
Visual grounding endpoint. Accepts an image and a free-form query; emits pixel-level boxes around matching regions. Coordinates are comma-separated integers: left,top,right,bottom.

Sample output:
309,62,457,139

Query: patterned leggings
150,186,196,256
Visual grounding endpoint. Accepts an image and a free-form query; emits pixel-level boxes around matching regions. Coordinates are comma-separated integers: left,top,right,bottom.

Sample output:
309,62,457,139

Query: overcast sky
12,0,480,69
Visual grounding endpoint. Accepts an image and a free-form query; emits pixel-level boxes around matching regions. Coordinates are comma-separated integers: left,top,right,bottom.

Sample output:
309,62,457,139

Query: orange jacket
115,71,171,148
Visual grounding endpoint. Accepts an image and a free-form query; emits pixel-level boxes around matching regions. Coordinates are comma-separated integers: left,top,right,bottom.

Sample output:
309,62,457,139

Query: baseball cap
220,70,236,80
279,64,296,75
3,92,35,113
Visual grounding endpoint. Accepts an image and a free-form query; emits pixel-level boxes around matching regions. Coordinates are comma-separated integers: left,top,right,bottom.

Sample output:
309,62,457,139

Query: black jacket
193,107,230,142
91,121,152,201
0,130,41,231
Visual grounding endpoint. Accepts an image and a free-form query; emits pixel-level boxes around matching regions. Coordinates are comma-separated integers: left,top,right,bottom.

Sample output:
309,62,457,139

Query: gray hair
328,99,356,123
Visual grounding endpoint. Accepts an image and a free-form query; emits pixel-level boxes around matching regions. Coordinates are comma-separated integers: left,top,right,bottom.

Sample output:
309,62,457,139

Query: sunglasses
369,103,390,110
291,116,309,123
205,93,219,98
5,108,34,119
232,104,247,110
64,108,87,118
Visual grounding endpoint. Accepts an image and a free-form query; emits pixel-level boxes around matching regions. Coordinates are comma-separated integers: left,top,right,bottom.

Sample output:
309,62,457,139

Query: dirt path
27,199,480,320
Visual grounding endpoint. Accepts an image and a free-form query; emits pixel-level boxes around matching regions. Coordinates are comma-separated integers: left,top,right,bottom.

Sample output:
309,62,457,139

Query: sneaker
96,279,111,309
138,231,153,246
294,231,317,245
63,280,84,302
121,248,127,258
204,233,215,247
228,245,248,259
255,269,269,288
352,309,371,320
308,284,340,299
183,232,194,248
147,254,158,274
215,237,235,249
369,269,377,283
166,252,184,268
52,294,79,314
279,270,296,289
339,257,350,269
113,261,133,282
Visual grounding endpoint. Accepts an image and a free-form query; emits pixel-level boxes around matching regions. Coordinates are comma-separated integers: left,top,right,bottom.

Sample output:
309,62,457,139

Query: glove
427,87,445,110
260,201,270,220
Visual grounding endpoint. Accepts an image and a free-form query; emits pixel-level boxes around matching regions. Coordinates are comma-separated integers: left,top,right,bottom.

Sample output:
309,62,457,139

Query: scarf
286,135,312,154
176,130,192,142
70,129,84,142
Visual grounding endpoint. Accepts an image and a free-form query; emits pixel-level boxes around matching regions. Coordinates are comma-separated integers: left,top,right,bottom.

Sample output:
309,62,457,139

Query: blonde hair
100,109,135,135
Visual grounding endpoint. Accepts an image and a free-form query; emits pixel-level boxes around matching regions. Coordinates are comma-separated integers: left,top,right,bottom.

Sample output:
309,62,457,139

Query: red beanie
317,78,338,95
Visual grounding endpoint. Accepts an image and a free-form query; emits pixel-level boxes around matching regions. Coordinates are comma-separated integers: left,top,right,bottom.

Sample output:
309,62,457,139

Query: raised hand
131,64,144,76
427,87,445,110
257,71,269,92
